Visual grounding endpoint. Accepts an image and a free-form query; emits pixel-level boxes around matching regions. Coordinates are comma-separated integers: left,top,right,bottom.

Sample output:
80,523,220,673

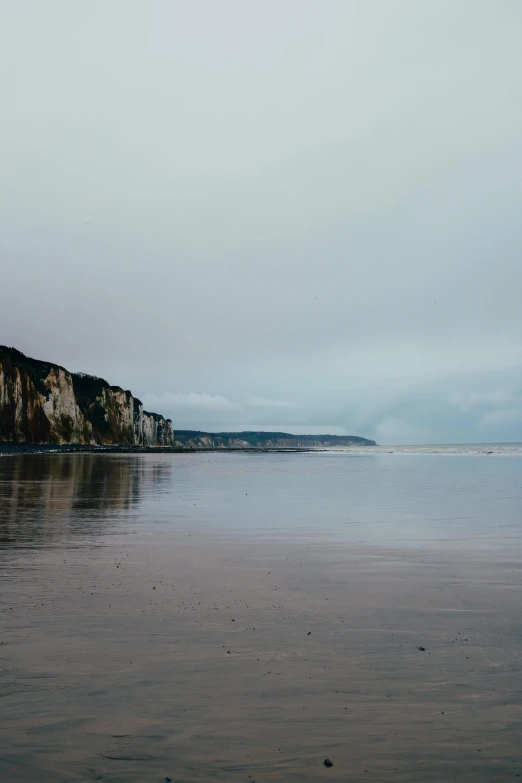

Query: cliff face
0,347,174,446
174,430,377,449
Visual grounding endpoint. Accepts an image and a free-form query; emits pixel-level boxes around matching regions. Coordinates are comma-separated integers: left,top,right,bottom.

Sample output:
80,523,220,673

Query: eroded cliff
0,347,174,446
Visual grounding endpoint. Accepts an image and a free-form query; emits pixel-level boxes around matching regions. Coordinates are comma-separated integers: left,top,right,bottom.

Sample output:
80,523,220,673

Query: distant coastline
172,430,377,449
0,346,375,452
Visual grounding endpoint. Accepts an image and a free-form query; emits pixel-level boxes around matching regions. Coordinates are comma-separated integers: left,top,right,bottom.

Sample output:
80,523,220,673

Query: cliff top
0,345,72,397
0,346,169,423
0,344,122,393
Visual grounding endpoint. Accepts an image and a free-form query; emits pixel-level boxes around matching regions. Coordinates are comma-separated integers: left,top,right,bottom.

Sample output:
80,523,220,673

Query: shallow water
1,452,521,782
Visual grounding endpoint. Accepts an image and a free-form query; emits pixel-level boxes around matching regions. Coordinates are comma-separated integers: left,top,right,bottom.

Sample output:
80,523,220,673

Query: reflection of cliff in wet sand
0,454,172,547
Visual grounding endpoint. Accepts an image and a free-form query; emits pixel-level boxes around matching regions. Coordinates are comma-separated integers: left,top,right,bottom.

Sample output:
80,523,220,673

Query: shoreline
1,443,519,457
0,443,326,455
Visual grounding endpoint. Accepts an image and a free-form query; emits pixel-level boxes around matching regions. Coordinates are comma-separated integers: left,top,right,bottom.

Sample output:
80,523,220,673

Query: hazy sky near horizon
2,1,522,444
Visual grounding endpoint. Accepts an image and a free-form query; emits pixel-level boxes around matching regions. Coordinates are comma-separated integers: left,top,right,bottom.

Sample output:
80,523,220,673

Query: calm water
1,452,521,782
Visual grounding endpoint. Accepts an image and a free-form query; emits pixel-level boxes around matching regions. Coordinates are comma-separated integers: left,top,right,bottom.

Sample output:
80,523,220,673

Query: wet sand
1,453,522,782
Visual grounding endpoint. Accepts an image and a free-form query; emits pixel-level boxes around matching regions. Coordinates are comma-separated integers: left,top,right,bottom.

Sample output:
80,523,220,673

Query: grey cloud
448,388,522,413
142,392,242,413
478,409,522,429
248,398,296,409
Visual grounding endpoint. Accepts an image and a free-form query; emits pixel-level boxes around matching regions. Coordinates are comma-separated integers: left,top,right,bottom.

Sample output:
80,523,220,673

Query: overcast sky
1,1,521,444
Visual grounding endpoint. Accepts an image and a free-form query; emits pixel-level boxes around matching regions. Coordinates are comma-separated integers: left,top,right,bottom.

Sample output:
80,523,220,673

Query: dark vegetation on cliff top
1,346,130,402
0,346,164,420
0,346,63,398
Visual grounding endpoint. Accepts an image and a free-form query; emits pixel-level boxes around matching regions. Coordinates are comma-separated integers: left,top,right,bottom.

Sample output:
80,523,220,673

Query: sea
1,447,521,782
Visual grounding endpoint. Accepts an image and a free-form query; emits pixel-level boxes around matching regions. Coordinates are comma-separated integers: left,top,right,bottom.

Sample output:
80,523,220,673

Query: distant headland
0,347,376,451
173,430,376,449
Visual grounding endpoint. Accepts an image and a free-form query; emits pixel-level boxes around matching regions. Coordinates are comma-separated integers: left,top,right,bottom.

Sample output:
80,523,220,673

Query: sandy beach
1,452,521,782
